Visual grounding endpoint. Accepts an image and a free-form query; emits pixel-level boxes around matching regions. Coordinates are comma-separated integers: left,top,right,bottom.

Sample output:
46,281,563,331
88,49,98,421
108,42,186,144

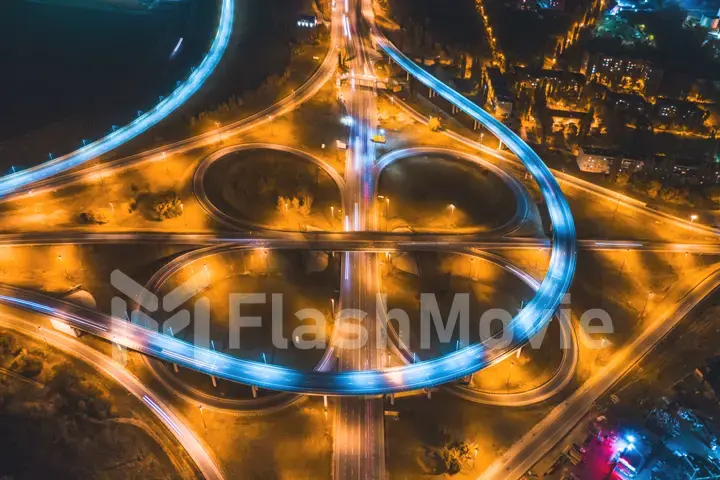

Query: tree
647,179,663,199
79,209,109,225
659,186,690,205
299,194,313,216
10,352,42,378
0,333,15,355
648,408,681,438
615,172,630,187
428,116,442,132
565,122,579,138
438,440,474,475
151,190,183,220
704,185,720,204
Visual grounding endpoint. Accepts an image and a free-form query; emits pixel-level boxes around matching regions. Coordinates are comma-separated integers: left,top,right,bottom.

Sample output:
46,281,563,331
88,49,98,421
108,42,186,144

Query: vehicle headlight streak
0,0,234,197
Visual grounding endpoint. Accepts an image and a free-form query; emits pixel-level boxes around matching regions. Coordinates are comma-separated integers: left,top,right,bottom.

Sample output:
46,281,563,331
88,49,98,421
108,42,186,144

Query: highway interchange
3,0,720,478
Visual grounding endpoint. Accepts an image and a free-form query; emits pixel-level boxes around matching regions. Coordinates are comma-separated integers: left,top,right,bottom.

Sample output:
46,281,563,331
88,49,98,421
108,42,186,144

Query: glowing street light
57,254,68,276
690,214,698,223
506,361,515,390
199,404,207,431
214,121,222,144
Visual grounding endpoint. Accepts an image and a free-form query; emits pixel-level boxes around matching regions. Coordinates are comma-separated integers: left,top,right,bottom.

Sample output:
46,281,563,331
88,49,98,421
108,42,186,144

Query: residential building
514,67,586,100
576,145,621,173
605,91,649,115
482,67,514,118
582,52,663,96
653,97,709,130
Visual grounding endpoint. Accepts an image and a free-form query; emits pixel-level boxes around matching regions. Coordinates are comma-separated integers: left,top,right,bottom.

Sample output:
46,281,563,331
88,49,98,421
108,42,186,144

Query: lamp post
199,405,207,431
639,292,654,319
214,121,222,144
37,326,48,345
57,254,68,277
449,204,456,227
506,362,515,390
618,249,630,276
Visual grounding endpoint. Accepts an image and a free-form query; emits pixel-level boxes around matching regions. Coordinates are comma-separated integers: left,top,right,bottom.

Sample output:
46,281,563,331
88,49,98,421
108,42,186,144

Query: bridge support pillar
498,140,504,151
473,120,479,130
211,375,217,388
252,385,258,398
389,393,395,405
173,363,179,373
323,395,328,411
426,389,432,400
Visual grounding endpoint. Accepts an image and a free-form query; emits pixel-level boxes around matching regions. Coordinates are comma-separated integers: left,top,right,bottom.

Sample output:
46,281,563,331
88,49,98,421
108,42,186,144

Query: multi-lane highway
4,0,719,477
334,1,386,477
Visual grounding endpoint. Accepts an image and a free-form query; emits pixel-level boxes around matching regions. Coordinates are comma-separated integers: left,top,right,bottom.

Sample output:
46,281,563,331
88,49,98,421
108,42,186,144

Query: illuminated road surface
1,0,576,397
478,265,720,480
0,0,234,197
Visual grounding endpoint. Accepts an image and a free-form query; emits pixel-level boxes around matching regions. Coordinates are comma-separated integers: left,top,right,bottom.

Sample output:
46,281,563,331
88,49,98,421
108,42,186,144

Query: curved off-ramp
0,2,342,202
140,243,340,412
0,0,235,197
381,248,577,407
375,146,540,236
0,311,224,480
193,143,346,232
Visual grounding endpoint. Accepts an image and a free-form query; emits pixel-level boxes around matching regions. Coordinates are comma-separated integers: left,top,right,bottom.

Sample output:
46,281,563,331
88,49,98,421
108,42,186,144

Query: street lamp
639,292,654,318
506,362,515,390
199,404,207,431
214,121,222,144
37,326,48,345
57,254,68,276
691,214,698,223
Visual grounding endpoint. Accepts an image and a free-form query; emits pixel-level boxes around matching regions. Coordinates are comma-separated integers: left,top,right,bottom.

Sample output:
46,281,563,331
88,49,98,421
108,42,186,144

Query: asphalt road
334,1,386,477
0,311,224,480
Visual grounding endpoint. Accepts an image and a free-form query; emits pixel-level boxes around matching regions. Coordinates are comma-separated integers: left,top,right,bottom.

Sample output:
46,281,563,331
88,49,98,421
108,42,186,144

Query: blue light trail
0,0,234,197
